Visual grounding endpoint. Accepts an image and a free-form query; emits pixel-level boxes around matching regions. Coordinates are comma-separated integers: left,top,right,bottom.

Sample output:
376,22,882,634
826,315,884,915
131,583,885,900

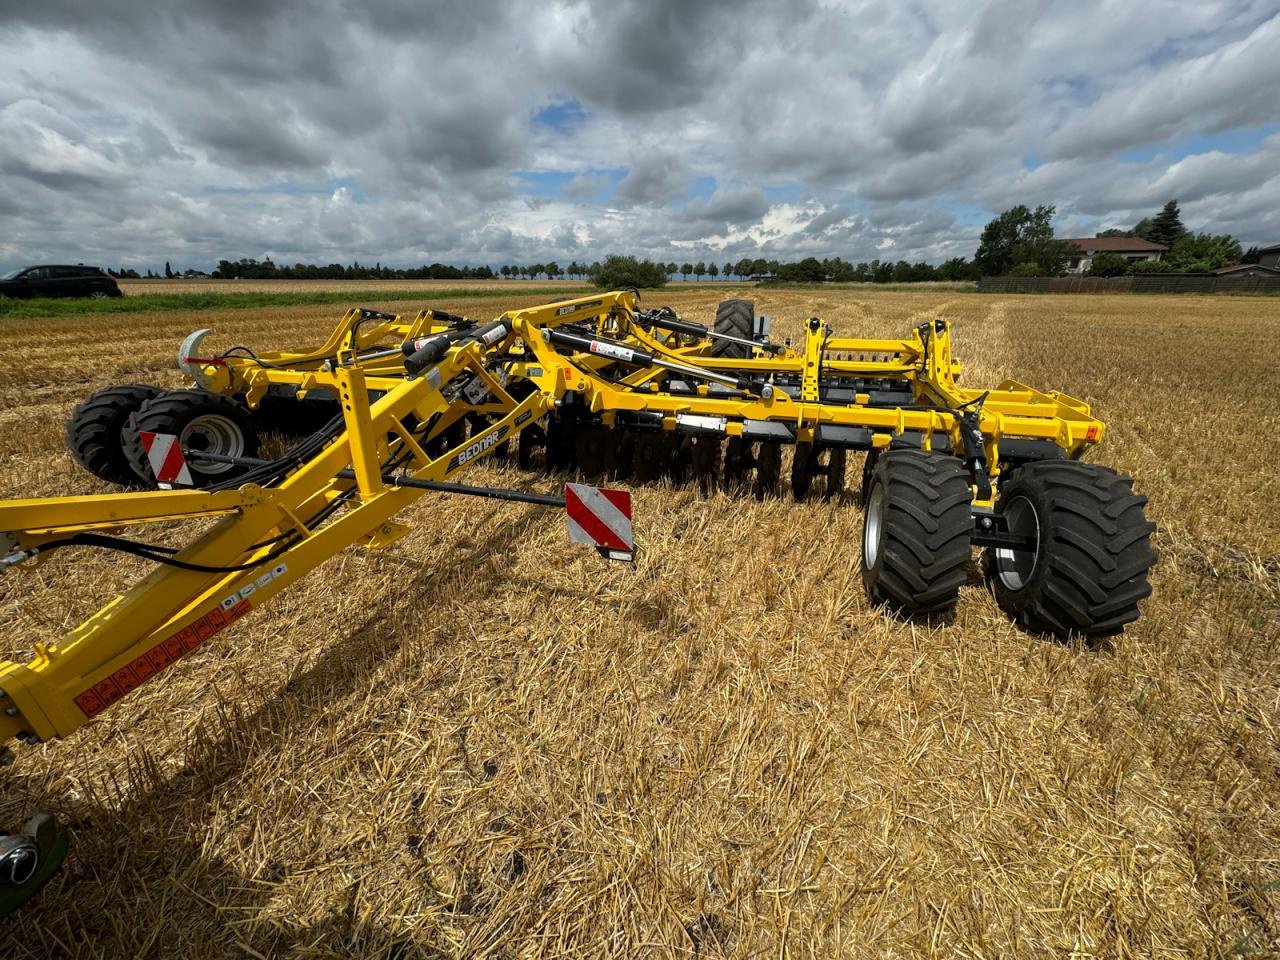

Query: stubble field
1,284,1277,958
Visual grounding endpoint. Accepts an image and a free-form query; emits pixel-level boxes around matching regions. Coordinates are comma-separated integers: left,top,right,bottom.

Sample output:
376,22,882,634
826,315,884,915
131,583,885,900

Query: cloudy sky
2,1,1278,273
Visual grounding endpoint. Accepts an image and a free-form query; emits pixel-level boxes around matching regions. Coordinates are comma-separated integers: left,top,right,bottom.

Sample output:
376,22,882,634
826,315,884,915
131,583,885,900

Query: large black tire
988,461,1155,638
65,384,164,487
124,391,260,487
710,299,754,359
861,450,973,615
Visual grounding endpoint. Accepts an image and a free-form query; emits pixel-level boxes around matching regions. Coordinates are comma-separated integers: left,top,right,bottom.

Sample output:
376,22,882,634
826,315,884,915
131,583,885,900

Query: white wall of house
1064,250,1163,274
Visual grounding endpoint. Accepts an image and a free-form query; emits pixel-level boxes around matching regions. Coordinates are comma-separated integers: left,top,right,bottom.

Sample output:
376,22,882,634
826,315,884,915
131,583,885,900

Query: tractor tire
65,384,164,487
124,391,260,488
860,449,880,506
861,450,972,615
710,299,755,359
987,461,1156,639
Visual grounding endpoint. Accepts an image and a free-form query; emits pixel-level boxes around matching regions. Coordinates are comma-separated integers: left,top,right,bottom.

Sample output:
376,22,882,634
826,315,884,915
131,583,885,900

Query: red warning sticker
73,598,253,719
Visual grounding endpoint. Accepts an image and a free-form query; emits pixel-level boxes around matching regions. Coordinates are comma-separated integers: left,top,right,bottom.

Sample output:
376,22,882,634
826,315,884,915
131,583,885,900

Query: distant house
1062,237,1168,274
1209,263,1280,278
1259,244,1280,270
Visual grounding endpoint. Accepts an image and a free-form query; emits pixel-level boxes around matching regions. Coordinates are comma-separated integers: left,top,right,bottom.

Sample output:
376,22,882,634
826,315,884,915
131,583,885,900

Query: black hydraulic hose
542,327,775,397
24,532,296,573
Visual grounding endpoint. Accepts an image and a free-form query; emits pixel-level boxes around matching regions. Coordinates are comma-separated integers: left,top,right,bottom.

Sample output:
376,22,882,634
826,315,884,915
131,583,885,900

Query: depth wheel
65,384,163,487
124,391,260,488
861,450,972,615
987,461,1156,638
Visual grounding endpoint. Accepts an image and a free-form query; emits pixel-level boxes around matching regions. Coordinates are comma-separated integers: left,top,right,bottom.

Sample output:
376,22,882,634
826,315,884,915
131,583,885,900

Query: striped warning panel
138,431,193,487
565,482,634,562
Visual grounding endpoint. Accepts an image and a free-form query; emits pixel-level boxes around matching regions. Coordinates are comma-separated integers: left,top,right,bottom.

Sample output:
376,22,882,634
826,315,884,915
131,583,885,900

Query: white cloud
0,1,1278,272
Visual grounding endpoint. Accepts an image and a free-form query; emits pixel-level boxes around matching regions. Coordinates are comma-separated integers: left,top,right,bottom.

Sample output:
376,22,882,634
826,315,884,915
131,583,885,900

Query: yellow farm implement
0,290,1155,914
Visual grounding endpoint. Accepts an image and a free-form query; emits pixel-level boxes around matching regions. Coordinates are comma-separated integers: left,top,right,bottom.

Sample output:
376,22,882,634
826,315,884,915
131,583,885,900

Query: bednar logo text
446,426,509,472
73,599,252,719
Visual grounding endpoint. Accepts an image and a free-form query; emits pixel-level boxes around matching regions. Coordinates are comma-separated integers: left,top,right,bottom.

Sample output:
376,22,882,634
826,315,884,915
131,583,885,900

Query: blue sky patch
532,98,589,134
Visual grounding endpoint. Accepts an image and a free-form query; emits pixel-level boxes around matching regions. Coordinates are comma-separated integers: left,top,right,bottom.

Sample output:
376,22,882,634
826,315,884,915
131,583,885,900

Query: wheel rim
995,495,1040,591
90,291,108,299
179,414,245,474
863,482,886,569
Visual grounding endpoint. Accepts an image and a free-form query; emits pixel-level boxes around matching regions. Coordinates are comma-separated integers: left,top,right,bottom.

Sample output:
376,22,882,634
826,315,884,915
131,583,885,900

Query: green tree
1141,200,1187,248
1086,252,1130,277
164,261,173,279
680,263,693,280
545,261,560,280
937,257,975,281
1162,233,1242,272
974,204,1072,275
1095,228,1135,237
722,262,732,279
694,261,706,280
734,258,753,279
1242,246,1261,264
707,262,719,280
775,257,826,282
1007,262,1043,277
588,255,669,289
500,265,511,278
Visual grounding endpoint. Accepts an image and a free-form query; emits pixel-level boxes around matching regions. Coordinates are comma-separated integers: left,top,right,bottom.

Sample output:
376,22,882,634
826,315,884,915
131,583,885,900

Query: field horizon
1,285,1276,958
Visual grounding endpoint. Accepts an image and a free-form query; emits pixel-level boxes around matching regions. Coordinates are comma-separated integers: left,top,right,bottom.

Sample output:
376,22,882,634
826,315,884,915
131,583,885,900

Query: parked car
0,265,122,299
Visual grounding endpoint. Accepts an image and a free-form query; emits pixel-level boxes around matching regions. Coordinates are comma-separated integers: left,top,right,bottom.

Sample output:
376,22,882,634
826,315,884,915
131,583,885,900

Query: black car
0,265,122,299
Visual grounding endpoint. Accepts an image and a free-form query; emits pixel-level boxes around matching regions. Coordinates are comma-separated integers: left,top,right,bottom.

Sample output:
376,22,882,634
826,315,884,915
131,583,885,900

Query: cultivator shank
0,290,1155,915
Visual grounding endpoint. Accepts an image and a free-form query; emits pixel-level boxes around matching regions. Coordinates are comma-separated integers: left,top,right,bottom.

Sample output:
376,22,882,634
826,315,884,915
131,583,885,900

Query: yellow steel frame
1,290,1104,751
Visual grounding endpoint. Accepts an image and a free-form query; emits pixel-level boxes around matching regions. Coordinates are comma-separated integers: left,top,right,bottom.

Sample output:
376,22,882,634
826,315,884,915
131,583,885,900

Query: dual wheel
861,450,1155,639
66,386,261,488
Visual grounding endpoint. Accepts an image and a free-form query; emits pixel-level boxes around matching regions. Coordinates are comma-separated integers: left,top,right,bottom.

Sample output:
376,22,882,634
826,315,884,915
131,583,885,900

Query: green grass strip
0,286,595,320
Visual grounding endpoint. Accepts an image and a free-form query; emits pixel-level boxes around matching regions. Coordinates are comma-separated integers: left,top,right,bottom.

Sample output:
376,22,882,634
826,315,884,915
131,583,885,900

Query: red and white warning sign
565,482,634,562
138,431,193,487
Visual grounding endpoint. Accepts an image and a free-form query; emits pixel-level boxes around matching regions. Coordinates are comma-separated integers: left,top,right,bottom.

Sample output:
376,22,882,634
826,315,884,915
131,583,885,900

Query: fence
977,275,1280,294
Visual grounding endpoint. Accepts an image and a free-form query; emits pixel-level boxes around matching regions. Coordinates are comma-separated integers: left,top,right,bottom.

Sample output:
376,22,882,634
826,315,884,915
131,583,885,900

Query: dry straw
1,286,1276,957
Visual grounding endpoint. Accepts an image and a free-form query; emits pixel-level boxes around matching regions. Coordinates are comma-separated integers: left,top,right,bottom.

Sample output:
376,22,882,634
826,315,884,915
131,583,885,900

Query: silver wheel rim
179,413,244,475
995,495,1040,591
863,482,886,569
90,290,108,299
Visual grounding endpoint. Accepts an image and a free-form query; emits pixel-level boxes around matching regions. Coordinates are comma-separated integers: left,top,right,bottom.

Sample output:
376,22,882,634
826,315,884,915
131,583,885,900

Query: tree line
973,199,1252,278
124,199,1255,288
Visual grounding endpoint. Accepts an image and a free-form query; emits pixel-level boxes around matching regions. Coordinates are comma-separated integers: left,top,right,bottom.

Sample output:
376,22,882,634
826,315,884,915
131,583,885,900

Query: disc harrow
0,289,1156,915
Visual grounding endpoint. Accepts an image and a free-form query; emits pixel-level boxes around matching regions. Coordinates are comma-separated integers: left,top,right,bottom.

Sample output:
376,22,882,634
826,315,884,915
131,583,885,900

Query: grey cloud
0,1,1277,273
614,150,690,205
